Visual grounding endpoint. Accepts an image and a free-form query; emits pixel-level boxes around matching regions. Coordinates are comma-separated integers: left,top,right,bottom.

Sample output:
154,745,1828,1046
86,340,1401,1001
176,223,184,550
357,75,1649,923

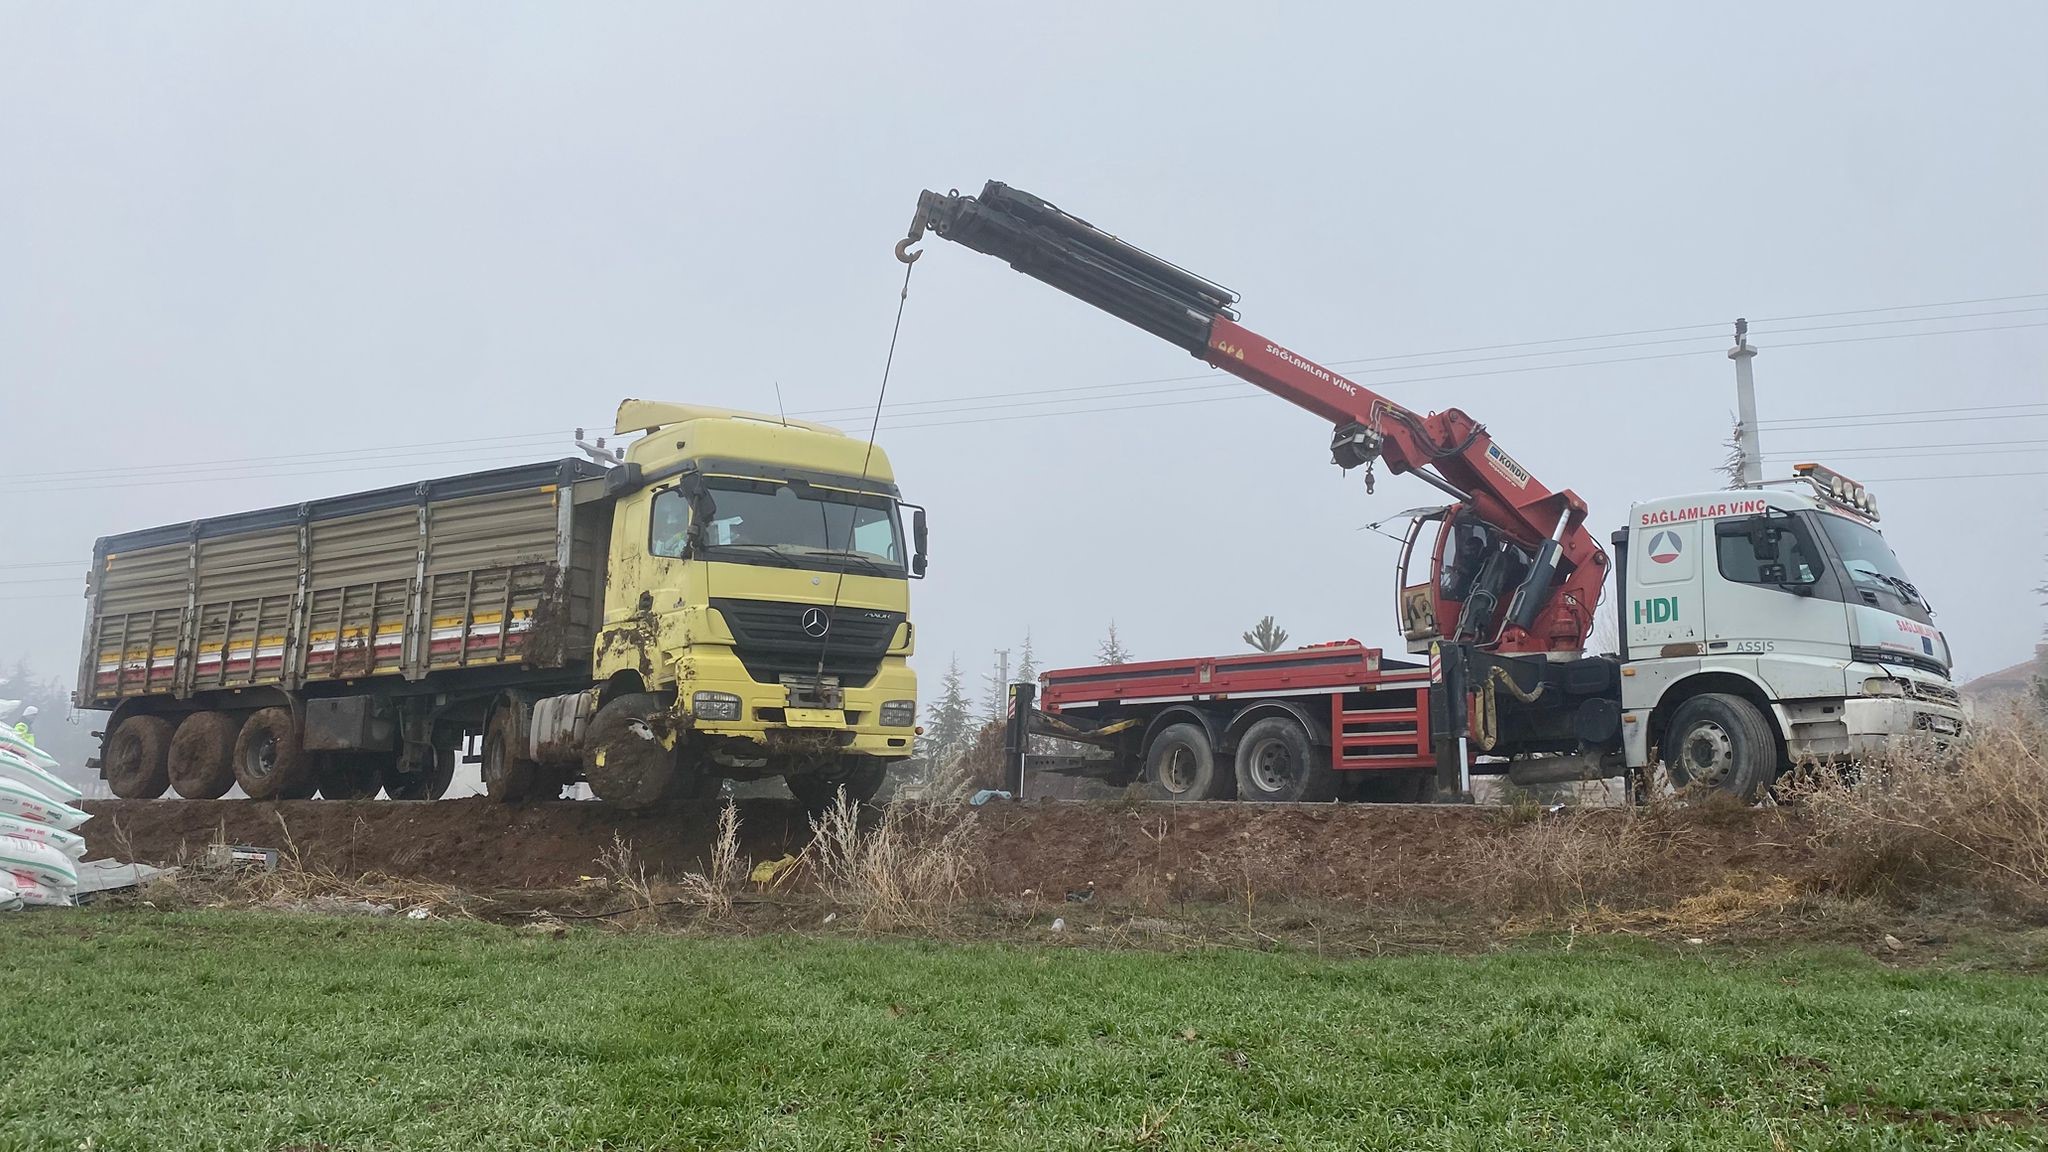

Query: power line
1760,402,2048,426
1866,470,2048,483
1768,437,2048,452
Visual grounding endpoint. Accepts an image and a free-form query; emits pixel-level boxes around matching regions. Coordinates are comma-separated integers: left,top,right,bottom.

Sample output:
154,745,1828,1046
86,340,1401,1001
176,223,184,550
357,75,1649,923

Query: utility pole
1729,318,1762,487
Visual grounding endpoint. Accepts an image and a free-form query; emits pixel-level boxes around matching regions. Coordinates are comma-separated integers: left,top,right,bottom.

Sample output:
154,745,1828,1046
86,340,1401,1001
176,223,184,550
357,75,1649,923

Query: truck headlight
692,692,742,721
1860,677,1906,698
880,700,916,727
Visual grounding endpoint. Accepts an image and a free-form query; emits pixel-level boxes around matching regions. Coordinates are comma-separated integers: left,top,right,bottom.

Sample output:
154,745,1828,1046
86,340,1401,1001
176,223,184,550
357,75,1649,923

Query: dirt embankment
83,796,1819,910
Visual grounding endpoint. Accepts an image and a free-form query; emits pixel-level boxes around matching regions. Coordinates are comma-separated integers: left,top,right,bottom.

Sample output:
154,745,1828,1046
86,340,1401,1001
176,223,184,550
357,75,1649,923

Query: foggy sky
3,3,2044,714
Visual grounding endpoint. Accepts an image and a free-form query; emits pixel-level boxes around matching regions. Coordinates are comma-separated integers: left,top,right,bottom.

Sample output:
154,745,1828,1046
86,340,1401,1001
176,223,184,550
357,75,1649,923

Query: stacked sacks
0,728,86,908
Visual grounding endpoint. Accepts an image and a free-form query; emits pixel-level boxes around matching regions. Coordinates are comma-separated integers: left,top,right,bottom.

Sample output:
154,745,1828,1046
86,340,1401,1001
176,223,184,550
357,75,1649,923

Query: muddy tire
233,707,314,800
383,745,455,801
483,707,549,804
168,711,241,799
316,752,387,800
1233,715,1335,803
1664,693,1777,802
1142,723,1232,801
583,693,687,811
786,755,887,812
105,715,174,799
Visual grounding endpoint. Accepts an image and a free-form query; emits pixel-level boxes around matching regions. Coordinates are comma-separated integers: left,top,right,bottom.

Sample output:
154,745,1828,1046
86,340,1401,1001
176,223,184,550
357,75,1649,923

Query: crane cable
810,252,918,716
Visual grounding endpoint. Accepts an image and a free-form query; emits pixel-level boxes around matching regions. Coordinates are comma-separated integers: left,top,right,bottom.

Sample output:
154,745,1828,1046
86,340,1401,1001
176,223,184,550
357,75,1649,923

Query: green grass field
3,911,2045,1150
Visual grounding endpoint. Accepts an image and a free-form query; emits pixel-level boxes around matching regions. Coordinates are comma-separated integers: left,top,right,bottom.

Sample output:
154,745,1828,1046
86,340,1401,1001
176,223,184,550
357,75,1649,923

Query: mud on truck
77,402,927,809
905,180,1965,803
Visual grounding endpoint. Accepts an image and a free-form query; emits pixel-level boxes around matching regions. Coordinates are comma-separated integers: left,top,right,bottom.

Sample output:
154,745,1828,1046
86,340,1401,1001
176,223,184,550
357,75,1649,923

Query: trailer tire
1664,693,1777,802
1233,716,1336,803
786,755,886,812
383,745,455,801
483,707,548,804
169,711,241,799
316,753,386,800
1142,723,1231,801
233,707,315,800
105,715,173,800
583,693,687,811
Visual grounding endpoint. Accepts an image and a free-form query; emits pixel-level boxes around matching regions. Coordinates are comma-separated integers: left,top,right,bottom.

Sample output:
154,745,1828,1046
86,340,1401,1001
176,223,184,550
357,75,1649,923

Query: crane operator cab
1397,508,1536,652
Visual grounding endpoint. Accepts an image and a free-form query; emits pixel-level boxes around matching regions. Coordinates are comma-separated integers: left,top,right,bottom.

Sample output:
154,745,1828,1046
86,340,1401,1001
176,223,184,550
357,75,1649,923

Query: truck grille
710,598,903,688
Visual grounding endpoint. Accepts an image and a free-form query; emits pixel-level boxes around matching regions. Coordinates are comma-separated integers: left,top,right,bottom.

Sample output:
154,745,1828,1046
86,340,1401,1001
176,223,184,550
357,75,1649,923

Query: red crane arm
903,182,1607,654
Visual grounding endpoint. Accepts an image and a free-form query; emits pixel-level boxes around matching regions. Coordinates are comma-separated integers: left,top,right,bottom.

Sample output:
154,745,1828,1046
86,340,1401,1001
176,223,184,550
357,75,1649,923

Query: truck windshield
651,481,905,574
1816,513,1925,607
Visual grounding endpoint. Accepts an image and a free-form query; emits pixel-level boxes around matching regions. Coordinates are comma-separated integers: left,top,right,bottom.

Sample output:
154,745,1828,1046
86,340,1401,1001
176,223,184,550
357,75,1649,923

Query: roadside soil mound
84,797,1819,911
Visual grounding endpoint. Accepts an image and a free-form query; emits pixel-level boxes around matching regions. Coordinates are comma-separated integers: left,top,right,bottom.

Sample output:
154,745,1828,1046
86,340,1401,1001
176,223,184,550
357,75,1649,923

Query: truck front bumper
678,656,918,762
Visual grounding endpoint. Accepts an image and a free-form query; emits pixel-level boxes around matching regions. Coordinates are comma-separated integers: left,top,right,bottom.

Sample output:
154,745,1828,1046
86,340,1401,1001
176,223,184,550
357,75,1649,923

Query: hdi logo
1633,597,1680,624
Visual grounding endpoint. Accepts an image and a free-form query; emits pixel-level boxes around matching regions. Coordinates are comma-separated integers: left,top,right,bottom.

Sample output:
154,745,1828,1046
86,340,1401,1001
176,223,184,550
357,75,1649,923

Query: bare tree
1242,616,1290,653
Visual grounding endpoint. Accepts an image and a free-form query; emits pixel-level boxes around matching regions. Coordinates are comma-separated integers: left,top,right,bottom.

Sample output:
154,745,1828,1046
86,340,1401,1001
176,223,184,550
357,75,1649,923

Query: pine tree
920,656,972,762
1242,616,1290,653
1096,622,1132,666
1015,630,1038,686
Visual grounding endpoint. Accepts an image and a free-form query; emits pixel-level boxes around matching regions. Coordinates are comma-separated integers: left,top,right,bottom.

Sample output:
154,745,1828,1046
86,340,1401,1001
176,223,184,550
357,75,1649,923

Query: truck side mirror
910,506,929,578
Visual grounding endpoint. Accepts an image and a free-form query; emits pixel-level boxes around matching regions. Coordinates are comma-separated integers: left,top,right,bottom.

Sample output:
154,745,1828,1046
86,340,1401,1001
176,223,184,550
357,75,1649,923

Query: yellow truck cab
558,401,923,807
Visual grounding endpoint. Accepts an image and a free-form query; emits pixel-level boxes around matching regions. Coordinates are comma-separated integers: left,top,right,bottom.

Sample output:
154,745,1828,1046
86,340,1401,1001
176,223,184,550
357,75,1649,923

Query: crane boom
904,181,1608,656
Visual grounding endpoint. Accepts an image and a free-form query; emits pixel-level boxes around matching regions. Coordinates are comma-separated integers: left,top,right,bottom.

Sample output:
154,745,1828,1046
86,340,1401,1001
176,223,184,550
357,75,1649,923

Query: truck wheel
233,707,315,800
786,755,887,812
483,707,548,803
383,745,455,801
1664,693,1777,802
1142,723,1232,801
1233,716,1336,803
583,693,687,811
105,715,174,799
316,753,386,800
169,712,241,799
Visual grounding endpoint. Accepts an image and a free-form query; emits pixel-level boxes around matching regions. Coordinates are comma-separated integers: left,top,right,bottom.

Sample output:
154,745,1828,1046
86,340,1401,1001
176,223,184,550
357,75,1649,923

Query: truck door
1626,520,1703,653
1702,512,1851,694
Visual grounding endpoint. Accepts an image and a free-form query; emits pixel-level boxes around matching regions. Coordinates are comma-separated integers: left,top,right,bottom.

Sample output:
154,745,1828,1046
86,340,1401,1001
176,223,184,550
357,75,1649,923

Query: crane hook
894,237,923,264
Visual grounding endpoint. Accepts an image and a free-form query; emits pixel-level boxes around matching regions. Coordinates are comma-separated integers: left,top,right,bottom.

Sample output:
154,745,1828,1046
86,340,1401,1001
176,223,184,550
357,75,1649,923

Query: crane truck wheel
786,755,887,812
104,715,174,800
1664,693,1778,802
316,753,386,800
169,712,242,799
583,693,692,811
482,707,548,803
382,744,455,801
1233,716,1336,804
232,707,316,800
1142,723,1232,801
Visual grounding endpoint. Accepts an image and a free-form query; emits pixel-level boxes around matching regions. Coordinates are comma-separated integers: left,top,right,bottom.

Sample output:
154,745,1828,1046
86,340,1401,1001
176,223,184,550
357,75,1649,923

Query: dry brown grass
1793,713,2048,910
150,812,474,918
805,792,981,931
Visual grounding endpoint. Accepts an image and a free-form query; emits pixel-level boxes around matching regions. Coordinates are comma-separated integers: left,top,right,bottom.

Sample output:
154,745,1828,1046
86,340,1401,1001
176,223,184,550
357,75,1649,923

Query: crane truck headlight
1860,677,1907,698
692,692,743,721
880,700,917,727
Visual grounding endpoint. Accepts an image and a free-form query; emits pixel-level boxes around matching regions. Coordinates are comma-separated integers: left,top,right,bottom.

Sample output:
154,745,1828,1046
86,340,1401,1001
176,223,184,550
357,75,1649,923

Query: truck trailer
903,181,1965,802
77,401,927,809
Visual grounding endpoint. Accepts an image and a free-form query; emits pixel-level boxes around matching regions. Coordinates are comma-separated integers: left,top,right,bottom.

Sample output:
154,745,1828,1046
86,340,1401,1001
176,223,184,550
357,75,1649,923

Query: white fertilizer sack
8,874,73,907
0,815,87,860
1,834,80,890
0,747,82,802
0,727,61,772
0,777,90,831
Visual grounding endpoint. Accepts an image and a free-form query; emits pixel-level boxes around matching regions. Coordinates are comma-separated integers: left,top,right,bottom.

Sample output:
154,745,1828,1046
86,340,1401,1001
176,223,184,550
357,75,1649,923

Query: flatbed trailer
1023,642,1452,803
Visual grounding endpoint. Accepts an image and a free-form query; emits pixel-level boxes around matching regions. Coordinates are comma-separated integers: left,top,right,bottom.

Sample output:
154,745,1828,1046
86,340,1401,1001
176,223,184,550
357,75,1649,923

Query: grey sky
3,3,2044,707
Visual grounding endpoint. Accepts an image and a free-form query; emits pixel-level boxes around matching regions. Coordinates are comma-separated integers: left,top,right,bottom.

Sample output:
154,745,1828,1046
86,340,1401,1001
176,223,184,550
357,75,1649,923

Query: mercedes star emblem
801,607,830,638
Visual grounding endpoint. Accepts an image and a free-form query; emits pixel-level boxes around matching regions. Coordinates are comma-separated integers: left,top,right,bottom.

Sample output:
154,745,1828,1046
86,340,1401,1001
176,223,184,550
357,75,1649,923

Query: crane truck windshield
650,481,906,575
1816,514,1928,610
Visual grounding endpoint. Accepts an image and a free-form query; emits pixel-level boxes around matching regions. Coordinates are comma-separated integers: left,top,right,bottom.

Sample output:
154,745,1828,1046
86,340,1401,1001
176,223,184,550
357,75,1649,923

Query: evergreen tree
1096,622,1132,666
922,656,973,761
1242,616,1290,653
1015,630,1038,686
